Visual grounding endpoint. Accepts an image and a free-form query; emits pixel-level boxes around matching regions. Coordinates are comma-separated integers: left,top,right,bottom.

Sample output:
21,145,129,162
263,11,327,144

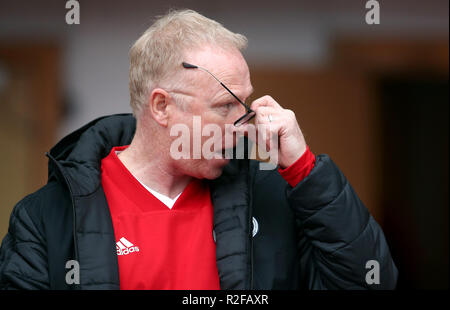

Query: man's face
167,46,254,179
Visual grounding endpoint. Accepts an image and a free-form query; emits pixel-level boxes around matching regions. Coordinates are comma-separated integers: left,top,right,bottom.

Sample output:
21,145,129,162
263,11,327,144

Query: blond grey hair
129,9,248,118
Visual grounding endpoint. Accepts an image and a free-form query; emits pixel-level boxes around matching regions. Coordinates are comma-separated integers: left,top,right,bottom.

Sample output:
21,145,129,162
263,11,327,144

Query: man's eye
218,103,233,112
224,102,233,109
215,102,235,115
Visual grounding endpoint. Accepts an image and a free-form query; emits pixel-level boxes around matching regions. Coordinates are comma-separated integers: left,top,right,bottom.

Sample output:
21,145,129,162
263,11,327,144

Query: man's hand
238,95,307,169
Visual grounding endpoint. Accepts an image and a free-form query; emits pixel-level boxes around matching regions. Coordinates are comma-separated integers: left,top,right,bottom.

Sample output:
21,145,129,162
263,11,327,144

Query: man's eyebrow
242,86,254,101
232,86,254,103
249,86,254,96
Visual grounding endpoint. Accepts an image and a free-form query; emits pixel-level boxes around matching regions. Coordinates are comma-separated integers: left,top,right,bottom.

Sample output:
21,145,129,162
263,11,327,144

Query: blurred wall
1,0,448,137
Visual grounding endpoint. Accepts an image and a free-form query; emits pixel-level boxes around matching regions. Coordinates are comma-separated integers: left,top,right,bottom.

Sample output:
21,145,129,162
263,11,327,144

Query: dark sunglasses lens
234,111,256,127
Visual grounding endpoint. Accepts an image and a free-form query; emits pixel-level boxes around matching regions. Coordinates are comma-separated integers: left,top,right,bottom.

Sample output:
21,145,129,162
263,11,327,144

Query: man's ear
148,88,171,127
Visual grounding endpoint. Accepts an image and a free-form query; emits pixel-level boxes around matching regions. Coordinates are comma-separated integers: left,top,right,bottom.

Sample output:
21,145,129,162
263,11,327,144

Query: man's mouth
213,146,236,159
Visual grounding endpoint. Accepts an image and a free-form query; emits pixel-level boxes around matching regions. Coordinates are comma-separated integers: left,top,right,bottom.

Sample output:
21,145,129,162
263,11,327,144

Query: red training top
101,145,315,289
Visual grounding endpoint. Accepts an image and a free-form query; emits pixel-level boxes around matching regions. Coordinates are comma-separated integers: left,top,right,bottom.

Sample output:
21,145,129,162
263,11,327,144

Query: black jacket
0,114,398,290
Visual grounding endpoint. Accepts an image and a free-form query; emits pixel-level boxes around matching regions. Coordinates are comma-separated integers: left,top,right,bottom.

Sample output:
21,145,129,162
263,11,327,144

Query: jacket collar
210,154,253,289
48,114,136,197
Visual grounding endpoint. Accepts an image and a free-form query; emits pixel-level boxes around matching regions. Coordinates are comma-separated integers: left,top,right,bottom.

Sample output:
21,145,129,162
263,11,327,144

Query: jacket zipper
249,201,254,290
46,152,80,287
248,161,254,290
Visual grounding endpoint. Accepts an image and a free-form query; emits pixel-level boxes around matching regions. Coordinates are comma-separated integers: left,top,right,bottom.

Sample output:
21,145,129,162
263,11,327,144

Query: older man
0,9,397,290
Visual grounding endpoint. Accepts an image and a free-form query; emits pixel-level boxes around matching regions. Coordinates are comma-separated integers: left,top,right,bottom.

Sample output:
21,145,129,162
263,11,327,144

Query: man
0,9,397,290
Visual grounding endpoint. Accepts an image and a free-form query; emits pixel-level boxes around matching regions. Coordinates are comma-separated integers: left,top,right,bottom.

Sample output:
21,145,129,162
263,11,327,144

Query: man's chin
201,158,230,180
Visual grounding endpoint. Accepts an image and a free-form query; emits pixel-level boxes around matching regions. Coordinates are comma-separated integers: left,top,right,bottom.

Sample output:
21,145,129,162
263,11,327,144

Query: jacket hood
47,114,137,196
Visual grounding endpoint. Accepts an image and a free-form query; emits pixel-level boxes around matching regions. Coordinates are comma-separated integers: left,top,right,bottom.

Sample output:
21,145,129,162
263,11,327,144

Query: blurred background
0,0,448,289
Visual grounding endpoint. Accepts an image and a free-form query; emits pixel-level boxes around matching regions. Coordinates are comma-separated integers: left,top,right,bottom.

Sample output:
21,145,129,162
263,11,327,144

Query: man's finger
250,95,282,111
254,106,279,125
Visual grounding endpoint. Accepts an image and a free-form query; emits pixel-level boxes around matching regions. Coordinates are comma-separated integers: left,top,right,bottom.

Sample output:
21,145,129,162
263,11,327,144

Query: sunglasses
182,62,256,127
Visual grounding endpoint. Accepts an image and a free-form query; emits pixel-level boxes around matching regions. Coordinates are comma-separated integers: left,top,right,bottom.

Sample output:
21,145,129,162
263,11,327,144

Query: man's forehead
185,46,248,76
187,45,243,63
182,46,252,98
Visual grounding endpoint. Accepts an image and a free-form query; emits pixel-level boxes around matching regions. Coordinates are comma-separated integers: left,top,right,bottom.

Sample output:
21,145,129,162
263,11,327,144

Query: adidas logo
116,237,140,256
